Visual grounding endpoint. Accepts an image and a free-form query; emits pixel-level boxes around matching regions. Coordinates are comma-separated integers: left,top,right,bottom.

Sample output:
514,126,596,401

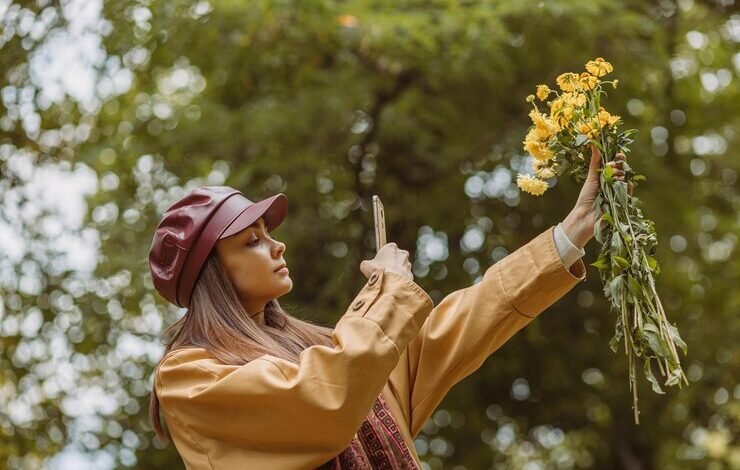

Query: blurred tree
0,0,737,469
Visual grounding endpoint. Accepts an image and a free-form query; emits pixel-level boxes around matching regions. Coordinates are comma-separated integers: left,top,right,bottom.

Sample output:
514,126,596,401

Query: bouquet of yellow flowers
518,58,688,424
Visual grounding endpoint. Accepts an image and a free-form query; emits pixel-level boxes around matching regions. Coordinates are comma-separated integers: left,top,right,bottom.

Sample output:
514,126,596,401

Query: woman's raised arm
400,226,586,437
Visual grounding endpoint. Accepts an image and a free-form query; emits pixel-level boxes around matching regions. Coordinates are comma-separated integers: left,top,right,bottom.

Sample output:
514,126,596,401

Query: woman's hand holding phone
360,243,413,281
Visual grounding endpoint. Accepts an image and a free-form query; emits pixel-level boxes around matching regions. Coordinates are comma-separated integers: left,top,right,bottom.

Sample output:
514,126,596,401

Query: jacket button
368,273,379,286
352,300,365,311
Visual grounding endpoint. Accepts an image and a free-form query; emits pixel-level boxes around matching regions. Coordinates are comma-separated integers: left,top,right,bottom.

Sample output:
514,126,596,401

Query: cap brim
219,193,288,239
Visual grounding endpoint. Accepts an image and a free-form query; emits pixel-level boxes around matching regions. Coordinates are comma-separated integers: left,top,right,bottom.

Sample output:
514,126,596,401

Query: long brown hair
149,250,335,444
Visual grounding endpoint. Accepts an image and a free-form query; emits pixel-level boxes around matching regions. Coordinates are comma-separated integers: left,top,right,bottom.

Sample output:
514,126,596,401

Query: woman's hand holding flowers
562,144,632,248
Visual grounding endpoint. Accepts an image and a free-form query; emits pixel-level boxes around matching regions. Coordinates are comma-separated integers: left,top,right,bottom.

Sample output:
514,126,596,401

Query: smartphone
372,195,386,253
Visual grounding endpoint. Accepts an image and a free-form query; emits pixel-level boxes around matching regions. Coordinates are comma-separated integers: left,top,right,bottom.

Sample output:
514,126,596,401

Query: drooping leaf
609,274,625,305
612,255,630,269
613,180,629,205
664,367,683,387
611,230,625,256
644,359,665,394
667,323,687,355
643,326,671,358
609,330,623,353
594,218,604,244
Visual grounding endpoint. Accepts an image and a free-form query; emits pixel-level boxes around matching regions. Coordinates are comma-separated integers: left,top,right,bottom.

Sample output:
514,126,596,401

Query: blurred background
1,0,738,469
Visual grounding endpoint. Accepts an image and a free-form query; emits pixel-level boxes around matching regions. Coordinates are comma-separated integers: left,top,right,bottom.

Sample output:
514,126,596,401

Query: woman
149,146,630,469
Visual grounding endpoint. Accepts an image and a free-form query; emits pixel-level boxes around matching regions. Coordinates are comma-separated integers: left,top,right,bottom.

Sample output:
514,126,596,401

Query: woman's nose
273,240,286,257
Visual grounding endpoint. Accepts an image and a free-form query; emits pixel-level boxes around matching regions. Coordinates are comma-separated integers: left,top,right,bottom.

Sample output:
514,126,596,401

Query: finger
360,260,375,277
588,144,602,178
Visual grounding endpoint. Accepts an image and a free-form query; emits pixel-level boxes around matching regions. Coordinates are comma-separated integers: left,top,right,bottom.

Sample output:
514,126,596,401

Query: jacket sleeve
155,268,433,467
405,225,586,437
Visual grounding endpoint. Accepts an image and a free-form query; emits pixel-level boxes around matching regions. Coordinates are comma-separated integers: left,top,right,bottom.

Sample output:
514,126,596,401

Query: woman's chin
277,278,293,295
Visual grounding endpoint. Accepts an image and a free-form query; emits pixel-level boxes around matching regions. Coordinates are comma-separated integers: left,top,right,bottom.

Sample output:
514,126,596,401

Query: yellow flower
549,96,574,126
577,119,600,138
579,72,598,90
585,57,613,77
591,118,602,136
612,79,619,89
529,110,560,138
598,108,621,128
533,159,558,179
562,91,587,108
526,94,535,102
517,174,549,196
522,132,555,161
536,167,556,179
550,96,564,114
556,72,580,92
536,84,551,101
552,106,574,128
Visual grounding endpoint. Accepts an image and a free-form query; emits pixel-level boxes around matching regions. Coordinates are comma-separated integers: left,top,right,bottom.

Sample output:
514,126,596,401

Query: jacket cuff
496,226,586,319
554,222,586,269
339,268,434,353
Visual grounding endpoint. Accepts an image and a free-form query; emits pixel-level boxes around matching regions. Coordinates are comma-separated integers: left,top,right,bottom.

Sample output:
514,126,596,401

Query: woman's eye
247,238,259,247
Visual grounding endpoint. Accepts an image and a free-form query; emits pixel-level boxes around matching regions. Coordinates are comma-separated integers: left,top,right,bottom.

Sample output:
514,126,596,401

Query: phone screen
372,195,386,252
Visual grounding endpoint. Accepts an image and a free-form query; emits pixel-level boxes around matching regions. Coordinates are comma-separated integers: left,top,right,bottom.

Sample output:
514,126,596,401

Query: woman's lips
276,267,289,274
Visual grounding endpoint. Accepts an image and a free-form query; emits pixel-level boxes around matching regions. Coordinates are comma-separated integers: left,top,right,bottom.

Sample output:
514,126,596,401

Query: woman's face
214,217,292,314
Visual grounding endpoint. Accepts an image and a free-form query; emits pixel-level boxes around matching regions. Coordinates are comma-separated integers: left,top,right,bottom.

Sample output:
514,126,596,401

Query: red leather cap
148,186,288,307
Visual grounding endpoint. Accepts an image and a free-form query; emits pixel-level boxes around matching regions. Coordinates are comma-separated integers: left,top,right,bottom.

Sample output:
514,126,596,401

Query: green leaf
643,326,671,358
632,174,647,182
667,323,688,355
590,256,608,270
664,367,683,387
602,212,614,225
594,218,603,244
647,256,660,274
643,323,659,334
613,181,629,205
611,230,625,257
627,275,642,300
609,331,622,353
609,274,625,305
603,165,614,183
612,255,629,269
644,359,665,394
609,317,624,353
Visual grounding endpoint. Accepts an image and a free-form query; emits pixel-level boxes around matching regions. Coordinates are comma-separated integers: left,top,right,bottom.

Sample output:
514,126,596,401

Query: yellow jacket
156,226,586,469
